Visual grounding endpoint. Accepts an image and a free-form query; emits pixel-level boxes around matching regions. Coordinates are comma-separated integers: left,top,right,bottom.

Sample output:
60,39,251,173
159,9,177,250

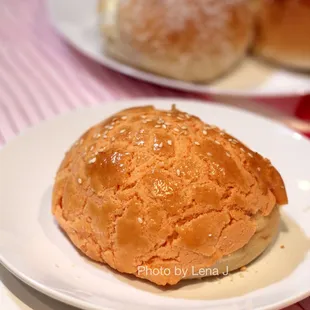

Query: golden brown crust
98,0,254,82
253,0,310,70
188,205,280,278
52,105,287,285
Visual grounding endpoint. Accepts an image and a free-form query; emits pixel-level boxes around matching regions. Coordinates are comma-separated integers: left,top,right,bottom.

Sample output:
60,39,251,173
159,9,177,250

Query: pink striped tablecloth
0,0,309,309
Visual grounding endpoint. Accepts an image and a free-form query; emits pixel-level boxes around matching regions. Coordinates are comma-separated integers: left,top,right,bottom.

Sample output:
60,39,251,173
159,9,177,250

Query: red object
295,95,310,121
295,95,310,138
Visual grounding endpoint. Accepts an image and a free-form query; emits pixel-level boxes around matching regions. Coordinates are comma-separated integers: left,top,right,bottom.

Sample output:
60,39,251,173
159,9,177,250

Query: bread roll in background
98,0,254,82
253,0,310,71
52,105,288,286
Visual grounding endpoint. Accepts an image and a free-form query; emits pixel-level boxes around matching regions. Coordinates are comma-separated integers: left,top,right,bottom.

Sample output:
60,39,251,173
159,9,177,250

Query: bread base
103,37,248,83
187,206,280,278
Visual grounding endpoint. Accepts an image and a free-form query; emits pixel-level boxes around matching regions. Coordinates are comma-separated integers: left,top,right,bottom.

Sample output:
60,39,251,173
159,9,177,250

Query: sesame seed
194,141,200,146
137,217,143,224
103,135,108,139
167,113,172,117
165,122,171,126
208,234,212,237
220,132,225,136
119,164,124,167
139,129,145,133
177,117,184,121
207,152,212,156
120,129,126,134
223,236,227,239
155,125,161,128
77,178,82,184
248,152,253,158
98,148,105,152
90,146,94,151
281,185,284,189
181,126,187,130
111,122,115,126
95,151,98,156
185,113,190,119
157,119,165,124
226,152,231,157
142,120,148,124
228,138,233,142
176,169,181,176
125,152,130,155
137,140,145,146
112,117,118,122
257,167,261,171
121,116,127,120
202,130,208,135
88,157,96,164
105,125,113,130
79,139,84,145
162,124,167,129
240,148,245,152
173,128,180,132
141,115,146,119
111,137,115,142
146,119,152,122
215,140,221,145
167,140,172,145
159,142,163,148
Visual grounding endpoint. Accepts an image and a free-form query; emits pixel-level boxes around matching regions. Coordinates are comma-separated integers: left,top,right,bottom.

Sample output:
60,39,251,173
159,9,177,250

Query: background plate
46,0,310,97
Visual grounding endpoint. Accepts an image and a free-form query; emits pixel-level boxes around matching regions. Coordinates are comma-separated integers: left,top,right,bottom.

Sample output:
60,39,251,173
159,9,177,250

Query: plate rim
45,0,310,98
1,98,310,310
1,97,310,149
1,256,309,310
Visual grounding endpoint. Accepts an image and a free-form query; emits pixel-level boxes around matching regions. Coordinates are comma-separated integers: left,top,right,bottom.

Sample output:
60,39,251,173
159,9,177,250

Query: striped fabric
0,0,199,144
0,1,309,309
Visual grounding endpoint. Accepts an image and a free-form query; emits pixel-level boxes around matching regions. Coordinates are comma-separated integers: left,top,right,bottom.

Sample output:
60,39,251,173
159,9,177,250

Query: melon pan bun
98,0,254,82
253,0,310,70
52,105,288,286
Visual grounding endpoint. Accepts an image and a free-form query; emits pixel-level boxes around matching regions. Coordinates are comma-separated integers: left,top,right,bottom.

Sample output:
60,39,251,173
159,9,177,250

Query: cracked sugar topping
53,104,288,286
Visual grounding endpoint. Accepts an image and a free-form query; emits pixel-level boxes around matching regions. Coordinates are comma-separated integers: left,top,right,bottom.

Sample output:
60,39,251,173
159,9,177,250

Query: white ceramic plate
45,0,310,97
1,99,310,310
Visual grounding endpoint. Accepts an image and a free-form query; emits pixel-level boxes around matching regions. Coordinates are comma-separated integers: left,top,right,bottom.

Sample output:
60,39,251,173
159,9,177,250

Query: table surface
0,0,309,309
